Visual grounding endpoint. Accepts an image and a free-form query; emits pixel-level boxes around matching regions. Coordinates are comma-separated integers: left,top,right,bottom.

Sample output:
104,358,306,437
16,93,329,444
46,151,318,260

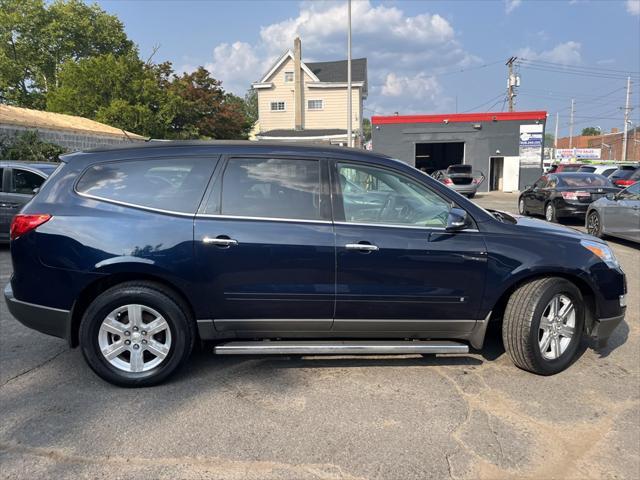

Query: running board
214,340,468,356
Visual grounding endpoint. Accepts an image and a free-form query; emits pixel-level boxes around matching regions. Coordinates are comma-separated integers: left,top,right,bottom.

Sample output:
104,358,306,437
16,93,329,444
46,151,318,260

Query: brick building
556,127,639,161
0,104,146,153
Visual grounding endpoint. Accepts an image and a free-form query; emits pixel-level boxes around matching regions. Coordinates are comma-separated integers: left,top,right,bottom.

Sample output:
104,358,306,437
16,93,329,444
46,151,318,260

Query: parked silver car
431,165,484,198
586,181,640,243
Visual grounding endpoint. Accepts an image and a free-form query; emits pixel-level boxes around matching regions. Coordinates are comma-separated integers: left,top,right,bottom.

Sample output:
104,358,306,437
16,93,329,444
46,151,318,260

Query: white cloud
626,0,640,15
202,0,476,113
505,0,522,14
517,41,582,65
206,41,261,94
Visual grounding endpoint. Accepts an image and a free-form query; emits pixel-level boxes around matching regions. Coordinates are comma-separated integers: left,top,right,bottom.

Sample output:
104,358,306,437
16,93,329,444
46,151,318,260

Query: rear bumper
450,184,478,195
4,283,71,343
556,201,589,217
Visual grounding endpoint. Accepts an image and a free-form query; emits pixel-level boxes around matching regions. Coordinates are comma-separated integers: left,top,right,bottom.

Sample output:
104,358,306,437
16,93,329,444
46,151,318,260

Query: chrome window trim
75,191,196,217
196,213,332,225
333,220,479,232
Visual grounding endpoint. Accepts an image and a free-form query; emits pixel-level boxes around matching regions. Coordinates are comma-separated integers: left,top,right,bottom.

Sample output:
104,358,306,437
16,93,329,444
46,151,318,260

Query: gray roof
258,129,347,138
306,58,367,90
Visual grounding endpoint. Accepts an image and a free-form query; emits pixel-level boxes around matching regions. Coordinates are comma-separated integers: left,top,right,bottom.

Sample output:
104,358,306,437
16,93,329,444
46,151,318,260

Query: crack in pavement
0,442,366,480
0,348,68,388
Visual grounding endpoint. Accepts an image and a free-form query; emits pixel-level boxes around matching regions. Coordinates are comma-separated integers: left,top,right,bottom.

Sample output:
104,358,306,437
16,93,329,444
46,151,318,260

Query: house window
270,101,286,111
284,71,294,82
307,99,324,110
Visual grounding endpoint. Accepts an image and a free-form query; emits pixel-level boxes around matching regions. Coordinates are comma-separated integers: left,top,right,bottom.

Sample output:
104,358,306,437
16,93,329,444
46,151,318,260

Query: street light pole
346,0,352,148
622,76,631,162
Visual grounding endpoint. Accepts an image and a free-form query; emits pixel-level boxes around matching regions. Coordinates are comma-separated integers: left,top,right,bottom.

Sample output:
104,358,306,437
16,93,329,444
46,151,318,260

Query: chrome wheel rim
519,199,525,214
98,304,172,373
587,212,599,236
539,294,575,360
545,204,554,222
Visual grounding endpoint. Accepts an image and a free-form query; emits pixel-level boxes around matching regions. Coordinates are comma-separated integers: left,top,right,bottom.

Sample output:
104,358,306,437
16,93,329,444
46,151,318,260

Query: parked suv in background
5,142,627,386
0,161,59,241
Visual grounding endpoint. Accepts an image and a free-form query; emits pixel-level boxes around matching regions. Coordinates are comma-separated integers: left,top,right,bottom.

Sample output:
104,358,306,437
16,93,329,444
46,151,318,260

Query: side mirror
605,193,616,201
32,187,40,194
446,208,469,232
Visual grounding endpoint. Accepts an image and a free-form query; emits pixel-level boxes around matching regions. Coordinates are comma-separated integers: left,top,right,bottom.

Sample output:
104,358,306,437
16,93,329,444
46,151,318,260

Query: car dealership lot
0,191,638,480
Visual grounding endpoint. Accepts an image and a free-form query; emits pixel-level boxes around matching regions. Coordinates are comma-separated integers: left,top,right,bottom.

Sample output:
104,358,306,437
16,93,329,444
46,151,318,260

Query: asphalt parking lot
1,191,638,480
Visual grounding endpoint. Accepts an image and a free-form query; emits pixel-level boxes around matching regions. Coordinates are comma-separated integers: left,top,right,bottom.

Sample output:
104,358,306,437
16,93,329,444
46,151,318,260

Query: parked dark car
431,164,484,198
4,142,626,386
586,181,640,243
609,165,639,188
518,173,619,223
0,161,59,242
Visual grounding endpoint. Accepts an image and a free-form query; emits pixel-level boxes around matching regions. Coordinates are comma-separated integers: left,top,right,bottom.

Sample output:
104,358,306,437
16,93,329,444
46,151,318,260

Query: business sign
555,148,601,160
519,124,543,167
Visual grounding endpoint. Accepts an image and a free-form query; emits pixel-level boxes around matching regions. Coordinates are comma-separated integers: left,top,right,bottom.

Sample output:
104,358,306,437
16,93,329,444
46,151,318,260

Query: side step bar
214,340,468,356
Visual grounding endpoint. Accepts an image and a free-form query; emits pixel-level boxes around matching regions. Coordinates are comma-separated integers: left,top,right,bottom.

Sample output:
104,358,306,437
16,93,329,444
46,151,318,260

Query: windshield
557,174,612,187
610,169,636,180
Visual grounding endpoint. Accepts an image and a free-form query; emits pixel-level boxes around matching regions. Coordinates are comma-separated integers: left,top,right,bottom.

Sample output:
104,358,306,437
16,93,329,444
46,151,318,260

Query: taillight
615,179,634,187
443,178,454,185
561,191,590,200
10,214,52,240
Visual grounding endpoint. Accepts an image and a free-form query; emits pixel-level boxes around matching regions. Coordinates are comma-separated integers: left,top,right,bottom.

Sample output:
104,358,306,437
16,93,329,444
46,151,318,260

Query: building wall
257,56,363,133
0,124,144,153
586,127,639,161
371,119,545,193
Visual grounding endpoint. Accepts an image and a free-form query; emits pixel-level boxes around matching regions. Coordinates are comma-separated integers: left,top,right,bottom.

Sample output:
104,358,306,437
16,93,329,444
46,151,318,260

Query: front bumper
4,283,72,343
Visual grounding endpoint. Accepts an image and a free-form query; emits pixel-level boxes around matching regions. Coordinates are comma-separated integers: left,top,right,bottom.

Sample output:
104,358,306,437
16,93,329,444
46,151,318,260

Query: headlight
580,239,619,268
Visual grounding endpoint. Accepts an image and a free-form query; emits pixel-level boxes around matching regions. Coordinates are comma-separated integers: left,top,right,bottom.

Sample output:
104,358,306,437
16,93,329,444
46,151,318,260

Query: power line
518,58,640,75
516,62,640,81
462,92,505,112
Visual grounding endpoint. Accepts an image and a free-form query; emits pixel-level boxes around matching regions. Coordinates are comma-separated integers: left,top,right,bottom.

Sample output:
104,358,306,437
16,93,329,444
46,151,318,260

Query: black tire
518,197,528,215
502,277,585,376
467,193,476,199
79,281,195,387
545,202,558,223
586,210,604,238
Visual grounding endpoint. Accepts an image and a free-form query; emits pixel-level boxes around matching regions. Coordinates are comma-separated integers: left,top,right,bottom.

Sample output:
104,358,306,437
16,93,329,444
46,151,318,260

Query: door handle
203,236,238,247
345,242,379,252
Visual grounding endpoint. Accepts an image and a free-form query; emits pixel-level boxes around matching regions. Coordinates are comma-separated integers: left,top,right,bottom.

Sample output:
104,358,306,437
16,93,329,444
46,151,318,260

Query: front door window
336,163,451,228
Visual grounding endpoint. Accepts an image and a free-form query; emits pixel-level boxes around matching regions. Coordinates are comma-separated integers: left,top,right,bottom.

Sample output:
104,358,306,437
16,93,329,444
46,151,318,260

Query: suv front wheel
79,281,195,387
502,277,584,375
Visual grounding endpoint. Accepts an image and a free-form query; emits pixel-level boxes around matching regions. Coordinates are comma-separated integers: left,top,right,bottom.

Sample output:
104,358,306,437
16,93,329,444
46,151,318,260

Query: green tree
0,0,133,108
0,130,66,160
243,88,258,126
362,118,372,141
581,126,601,136
544,133,555,148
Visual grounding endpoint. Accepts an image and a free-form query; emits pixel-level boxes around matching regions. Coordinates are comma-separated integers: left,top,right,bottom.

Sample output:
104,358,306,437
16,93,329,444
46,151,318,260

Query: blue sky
98,0,640,137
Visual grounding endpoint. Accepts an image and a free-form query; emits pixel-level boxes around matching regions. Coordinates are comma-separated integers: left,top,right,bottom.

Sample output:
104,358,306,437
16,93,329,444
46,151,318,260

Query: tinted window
11,169,45,194
557,174,612,187
76,158,214,214
560,165,582,172
534,176,548,188
577,166,595,173
0,168,3,192
337,163,451,227
219,157,322,220
447,165,472,174
602,168,616,177
610,168,636,180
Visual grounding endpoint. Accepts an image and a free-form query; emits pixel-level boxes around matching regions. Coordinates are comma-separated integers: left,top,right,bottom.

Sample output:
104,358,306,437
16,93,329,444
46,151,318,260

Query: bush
0,130,67,161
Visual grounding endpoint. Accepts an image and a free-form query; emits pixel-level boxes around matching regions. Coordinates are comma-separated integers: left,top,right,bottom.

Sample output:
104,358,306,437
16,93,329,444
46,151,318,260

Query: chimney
293,37,303,130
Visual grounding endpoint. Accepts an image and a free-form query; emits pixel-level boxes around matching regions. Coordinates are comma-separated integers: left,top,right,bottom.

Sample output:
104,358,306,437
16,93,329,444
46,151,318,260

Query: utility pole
569,98,575,149
622,76,631,162
553,112,560,154
346,0,352,148
506,57,518,112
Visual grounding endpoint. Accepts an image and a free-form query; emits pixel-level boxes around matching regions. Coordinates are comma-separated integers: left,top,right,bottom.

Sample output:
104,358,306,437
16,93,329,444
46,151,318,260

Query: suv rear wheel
502,277,584,375
79,281,195,387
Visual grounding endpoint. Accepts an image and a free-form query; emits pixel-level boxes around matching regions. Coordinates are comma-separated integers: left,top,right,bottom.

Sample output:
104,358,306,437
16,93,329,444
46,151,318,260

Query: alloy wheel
538,294,575,360
545,204,554,222
98,304,172,372
587,212,600,236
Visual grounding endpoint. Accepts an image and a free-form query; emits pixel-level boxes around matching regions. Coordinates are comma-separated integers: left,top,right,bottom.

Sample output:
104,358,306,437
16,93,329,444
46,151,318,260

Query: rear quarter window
76,158,215,214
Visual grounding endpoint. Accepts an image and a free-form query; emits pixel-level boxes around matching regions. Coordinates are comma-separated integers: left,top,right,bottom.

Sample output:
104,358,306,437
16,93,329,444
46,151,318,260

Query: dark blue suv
4,142,627,386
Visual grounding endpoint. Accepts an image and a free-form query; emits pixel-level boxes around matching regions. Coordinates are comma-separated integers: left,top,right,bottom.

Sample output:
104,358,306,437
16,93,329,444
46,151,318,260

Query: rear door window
76,158,215,214
214,157,322,221
11,168,46,194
